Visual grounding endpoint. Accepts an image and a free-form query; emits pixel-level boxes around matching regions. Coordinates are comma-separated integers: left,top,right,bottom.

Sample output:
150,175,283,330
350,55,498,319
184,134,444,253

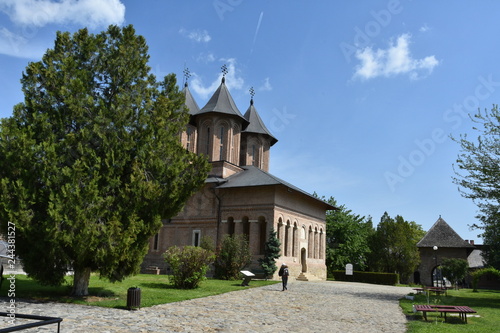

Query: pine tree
258,228,281,279
0,25,210,296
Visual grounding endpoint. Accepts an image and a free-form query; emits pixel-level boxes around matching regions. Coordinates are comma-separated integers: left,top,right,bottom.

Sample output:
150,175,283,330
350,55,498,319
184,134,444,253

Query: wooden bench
412,288,424,294
414,304,476,323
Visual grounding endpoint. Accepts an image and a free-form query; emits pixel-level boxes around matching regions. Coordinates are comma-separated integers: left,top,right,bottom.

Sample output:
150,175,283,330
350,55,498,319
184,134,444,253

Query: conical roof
198,77,248,126
182,83,200,115
417,217,475,248
242,99,278,146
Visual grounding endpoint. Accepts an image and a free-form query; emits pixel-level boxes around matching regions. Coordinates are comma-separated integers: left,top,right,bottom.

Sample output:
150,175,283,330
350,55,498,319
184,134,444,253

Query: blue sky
1,0,499,244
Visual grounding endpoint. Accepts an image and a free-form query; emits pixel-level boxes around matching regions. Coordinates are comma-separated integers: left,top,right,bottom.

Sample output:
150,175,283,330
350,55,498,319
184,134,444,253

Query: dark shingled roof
198,77,248,126
215,165,336,210
242,100,278,146
417,217,475,248
182,83,200,115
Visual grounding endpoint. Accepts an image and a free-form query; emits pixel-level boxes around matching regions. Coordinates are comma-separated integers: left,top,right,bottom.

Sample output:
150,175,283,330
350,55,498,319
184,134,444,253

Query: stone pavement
1,280,413,332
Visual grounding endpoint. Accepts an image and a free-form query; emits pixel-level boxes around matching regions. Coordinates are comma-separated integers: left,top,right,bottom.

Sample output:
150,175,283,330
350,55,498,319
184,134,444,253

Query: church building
142,68,335,280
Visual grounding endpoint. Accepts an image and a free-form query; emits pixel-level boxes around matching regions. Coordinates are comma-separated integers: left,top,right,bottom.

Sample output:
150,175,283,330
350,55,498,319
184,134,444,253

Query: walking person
278,263,289,291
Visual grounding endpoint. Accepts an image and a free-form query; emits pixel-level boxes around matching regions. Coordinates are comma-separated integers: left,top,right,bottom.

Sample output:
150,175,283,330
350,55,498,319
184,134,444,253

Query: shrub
471,267,500,292
214,234,252,280
440,258,468,289
163,246,215,289
330,270,399,285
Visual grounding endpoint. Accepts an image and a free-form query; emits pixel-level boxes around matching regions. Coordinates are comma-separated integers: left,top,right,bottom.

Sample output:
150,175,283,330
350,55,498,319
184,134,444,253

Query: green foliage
1,274,278,308
368,212,425,283
0,25,210,296
214,234,252,280
329,270,399,285
453,105,500,270
163,246,215,289
321,196,373,271
471,267,500,292
258,228,281,279
440,258,469,289
200,235,216,253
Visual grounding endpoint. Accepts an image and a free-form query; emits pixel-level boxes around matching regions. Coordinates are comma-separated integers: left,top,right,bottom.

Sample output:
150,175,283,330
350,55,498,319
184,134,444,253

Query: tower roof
182,83,200,115
198,77,248,126
243,99,278,146
416,217,475,248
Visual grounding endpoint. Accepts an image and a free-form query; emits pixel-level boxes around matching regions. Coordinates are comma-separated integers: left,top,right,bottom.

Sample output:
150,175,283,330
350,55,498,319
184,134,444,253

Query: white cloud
190,58,244,99
420,24,430,33
353,33,439,81
179,28,211,43
196,52,216,63
0,0,125,28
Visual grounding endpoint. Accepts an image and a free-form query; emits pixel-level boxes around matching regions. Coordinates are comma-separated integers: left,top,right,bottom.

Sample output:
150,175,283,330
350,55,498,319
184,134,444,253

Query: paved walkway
1,280,412,332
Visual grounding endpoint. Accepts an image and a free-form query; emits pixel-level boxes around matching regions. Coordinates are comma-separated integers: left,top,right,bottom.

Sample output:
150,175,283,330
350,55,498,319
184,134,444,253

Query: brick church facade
141,72,334,280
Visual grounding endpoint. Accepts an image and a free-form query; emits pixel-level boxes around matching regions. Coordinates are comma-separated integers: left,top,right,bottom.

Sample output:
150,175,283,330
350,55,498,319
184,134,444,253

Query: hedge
330,270,399,285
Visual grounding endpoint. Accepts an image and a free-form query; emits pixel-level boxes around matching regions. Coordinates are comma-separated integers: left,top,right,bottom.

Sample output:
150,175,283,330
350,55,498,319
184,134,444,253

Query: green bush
330,270,399,285
214,234,252,280
471,267,500,292
163,246,215,289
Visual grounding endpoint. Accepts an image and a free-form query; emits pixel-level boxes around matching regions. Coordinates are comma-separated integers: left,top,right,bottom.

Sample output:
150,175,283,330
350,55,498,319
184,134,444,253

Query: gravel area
1,280,413,332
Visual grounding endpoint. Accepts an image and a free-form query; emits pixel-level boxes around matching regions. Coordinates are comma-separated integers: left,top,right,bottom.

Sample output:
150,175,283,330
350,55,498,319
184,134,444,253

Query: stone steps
296,272,322,281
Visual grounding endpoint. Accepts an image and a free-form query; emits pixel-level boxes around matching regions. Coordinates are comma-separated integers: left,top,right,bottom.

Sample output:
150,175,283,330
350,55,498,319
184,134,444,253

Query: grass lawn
400,288,500,333
1,274,279,309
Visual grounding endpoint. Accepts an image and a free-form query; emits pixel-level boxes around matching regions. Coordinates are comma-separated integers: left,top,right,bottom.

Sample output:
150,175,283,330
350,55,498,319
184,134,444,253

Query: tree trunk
71,267,91,296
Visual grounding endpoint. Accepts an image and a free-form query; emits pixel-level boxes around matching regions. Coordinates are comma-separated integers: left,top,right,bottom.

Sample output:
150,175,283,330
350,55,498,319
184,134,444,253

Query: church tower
180,66,277,171
240,88,277,172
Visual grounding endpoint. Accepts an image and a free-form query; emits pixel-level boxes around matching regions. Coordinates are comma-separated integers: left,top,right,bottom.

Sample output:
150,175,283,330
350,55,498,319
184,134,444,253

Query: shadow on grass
139,282,175,289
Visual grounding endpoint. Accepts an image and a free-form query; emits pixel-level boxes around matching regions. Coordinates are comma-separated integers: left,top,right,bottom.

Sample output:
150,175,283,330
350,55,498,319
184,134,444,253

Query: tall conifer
259,228,281,279
0,25,210,295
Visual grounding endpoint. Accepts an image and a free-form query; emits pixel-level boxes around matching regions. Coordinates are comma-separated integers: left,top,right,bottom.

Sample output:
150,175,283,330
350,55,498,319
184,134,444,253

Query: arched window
186,127,193,152
205,127,211,157
259,217,267,255
219,126,225,160
228,217,235,236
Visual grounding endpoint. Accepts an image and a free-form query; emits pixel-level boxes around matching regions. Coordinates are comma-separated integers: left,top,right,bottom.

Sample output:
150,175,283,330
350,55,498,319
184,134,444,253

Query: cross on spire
221,64,228,76
249,86,255,105
183,67,191,87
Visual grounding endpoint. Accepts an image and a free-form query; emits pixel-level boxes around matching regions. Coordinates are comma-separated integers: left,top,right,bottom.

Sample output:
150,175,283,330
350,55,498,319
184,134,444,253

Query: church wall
274,186,328,222
272,205,327,280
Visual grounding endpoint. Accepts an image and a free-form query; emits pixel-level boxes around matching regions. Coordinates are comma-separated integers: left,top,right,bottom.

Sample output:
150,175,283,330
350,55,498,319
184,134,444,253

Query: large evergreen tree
0,25,210,296
453,105,500,269
258,228,281,279
323,196,373,272
368,212,425,283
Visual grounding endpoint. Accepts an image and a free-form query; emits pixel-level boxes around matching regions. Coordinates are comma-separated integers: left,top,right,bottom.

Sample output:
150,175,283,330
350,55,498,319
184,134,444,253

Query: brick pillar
234,220,242,235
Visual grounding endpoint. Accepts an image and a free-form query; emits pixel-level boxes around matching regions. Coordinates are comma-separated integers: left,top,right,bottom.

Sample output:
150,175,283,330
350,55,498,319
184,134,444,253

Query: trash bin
127,287,141,310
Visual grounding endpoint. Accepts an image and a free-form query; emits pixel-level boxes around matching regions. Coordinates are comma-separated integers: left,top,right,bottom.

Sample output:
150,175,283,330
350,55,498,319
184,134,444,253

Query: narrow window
153,233,159,251
193,230,201,247
206,127,210,156
219,126,225,160
186,127,192,151
251,144,256,166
